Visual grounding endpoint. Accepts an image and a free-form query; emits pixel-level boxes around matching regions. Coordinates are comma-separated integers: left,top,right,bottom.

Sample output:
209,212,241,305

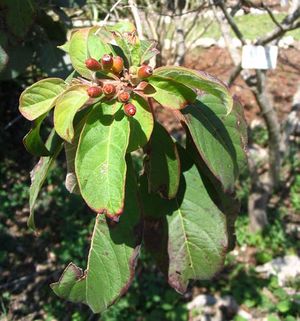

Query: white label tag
242,45,278,70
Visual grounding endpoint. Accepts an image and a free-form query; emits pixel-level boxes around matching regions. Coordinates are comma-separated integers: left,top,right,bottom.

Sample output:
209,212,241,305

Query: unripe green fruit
124,103,136,116
101,54,113,70
87,86,102,98
112,56,124,74
103,83,116,96
118,91,130,103
85,58,101,71
137,65,153,78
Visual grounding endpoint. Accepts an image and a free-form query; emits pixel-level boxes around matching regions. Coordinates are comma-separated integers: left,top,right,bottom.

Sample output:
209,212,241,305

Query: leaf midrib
174,198,197,277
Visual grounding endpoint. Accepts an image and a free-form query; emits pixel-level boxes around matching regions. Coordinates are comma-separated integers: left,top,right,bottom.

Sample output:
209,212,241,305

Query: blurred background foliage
0,0,299,320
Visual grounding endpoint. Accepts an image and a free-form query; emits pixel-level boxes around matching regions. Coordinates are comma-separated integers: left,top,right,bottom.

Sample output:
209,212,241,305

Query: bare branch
243,0,284,28
228,63,242,87
129,0,144,39
101,0,123,25
257,20,300,45
256,7,300,44
216,0,246,45
186,19,213,52
226,4,300,84
185,4,206,39
141,5,211,17
262,3,284,30
144,0,159,40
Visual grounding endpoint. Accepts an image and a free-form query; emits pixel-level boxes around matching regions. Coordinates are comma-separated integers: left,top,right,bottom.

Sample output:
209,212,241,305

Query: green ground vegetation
187,13,300,42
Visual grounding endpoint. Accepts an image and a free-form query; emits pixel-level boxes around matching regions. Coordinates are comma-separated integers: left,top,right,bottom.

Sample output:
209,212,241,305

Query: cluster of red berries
85,54,124,74
85,54,153,117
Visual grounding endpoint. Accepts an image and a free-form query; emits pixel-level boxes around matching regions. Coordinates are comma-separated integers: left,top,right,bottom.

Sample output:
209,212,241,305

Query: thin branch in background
257,6,300,45
174,0,179,13
183,0,190,13
185,4,206,39
139,6,210,17
158,14,167,62
129,0,144,39
262,3,284,30
243,0,284,28
215,0,298,231
113,7,120,21
279,51,300,71
4,115,22,130
144,11,158,40
258,20,300,45
226,2,300,85
96,0,123,29
230,1,242,17
168,26,178,64
228,63,242,87
212,0,242,66
186,18,213,53
216,0,246,45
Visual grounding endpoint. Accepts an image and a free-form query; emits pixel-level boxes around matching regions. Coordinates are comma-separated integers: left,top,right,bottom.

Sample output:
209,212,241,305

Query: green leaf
75,101,130,218
111,35,131,66
23,113,50,157
4,0,35,38
147,76,196,109
28,130,63,229
58,41,70,53
140,40,159,64
182,95,247,192
146,122,180,199
51,157,142,313
154,66,233,114
185,139,240,252
106,22,140,66
108,22,136,34
110,29,140,66
65,70,77,84
130,39,141,66
64,110,90,194
127,94,154,152
54,85,90,143
19,78,67,121
142,153,231,293
69,28,112,79
267,315,281,321
277,300,291,313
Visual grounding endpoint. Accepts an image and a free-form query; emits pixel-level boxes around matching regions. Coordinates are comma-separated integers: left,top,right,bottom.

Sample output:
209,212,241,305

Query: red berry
137,65,153,78
85,58,101,71
103,83,116,96
118,91,130,103
87,86,102,98
124,103,136,116
101,54,113,70
112,56,124,74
